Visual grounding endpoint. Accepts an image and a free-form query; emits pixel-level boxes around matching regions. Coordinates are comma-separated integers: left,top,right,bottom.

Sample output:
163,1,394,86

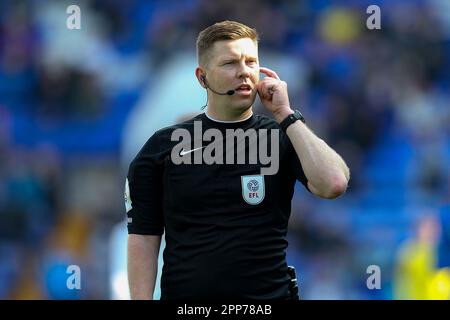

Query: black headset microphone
201,75,235,110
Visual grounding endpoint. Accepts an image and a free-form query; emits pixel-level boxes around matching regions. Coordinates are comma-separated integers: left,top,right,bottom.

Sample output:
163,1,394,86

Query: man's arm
258,67,349,199
127,234,161,300
283,119,350,199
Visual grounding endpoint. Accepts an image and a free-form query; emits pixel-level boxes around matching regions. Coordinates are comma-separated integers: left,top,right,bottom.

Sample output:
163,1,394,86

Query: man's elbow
313,174,349,199
326,173,349,199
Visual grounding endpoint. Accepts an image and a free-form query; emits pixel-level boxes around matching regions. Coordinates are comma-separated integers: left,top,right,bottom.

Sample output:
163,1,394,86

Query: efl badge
241,175,265,205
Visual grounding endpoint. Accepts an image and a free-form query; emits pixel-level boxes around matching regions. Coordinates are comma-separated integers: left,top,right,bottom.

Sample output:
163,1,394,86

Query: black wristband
280,109,305,132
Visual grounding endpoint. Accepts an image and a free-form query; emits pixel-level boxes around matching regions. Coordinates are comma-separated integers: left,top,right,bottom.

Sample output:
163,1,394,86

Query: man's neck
206,106,253,122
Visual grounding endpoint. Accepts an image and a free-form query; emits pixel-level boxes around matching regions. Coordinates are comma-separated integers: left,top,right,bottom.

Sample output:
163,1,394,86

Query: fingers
258,67,286,100
259,67,280,80
258,76,288,101
258,78,277,100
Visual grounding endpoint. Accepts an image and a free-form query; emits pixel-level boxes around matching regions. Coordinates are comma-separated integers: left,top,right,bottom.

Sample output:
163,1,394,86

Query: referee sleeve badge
124,178,133,214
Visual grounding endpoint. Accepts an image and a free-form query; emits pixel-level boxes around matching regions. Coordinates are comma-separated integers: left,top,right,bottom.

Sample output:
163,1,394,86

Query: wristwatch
280,109,305,132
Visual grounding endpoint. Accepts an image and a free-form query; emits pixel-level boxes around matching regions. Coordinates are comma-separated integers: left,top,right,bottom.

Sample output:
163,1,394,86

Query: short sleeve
126,133,165,235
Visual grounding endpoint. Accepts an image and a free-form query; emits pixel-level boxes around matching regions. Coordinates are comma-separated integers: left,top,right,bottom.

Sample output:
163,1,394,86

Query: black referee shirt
126,112,309,300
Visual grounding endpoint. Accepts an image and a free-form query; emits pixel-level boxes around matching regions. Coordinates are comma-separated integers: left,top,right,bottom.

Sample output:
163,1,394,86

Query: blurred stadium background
0,0,449,299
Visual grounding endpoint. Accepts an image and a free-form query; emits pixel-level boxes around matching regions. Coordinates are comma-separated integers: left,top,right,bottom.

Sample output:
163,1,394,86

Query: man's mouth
235,84,252,93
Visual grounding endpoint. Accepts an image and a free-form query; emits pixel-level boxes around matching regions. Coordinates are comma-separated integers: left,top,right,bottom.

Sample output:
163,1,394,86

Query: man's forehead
211,38,258,60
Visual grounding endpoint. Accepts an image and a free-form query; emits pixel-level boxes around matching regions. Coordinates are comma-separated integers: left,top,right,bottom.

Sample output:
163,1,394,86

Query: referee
126,20,350,300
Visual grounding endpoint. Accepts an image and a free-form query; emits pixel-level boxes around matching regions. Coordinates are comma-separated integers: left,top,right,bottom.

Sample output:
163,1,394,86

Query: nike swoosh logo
179,146,205,156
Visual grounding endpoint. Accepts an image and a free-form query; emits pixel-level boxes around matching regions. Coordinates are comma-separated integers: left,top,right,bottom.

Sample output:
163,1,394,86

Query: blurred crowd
0,0,449,299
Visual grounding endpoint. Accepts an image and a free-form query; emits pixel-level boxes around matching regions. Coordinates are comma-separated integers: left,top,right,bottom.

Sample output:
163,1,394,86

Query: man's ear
195,67,207,88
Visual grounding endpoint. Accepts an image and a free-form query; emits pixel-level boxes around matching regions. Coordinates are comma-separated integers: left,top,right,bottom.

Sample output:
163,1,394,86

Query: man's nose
237,62,252,79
